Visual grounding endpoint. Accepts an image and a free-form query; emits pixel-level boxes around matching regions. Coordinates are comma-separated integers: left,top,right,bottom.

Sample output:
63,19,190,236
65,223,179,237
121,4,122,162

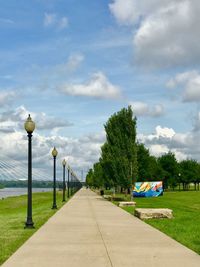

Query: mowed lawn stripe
0,191,66,265
115,191,200,254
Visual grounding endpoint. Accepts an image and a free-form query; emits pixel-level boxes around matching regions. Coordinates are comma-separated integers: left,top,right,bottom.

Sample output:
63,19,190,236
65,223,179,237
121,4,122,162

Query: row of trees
137,144,200,190
86,106,200,191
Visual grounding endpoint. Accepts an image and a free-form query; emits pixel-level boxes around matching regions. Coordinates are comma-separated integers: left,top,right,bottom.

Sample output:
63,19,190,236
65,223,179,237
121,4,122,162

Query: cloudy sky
0,0,200,181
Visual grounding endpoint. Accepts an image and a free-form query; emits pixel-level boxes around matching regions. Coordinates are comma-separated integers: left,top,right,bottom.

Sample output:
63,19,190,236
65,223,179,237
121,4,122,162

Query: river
0,188,52,199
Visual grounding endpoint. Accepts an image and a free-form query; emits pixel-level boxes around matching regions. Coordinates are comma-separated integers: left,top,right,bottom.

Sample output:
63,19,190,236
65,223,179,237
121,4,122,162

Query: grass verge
108,191,200,254
0,191,66,265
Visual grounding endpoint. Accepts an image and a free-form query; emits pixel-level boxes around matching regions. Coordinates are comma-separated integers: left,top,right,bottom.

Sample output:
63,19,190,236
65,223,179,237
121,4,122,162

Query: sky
0,0,200,181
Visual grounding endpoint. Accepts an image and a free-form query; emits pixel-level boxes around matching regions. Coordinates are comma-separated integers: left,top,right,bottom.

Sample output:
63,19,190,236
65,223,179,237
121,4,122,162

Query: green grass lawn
0,191,67,265
110,191,200,254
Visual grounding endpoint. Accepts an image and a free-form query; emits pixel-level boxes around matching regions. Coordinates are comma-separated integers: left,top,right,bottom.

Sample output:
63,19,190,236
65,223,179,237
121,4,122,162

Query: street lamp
62,159,66,202
67,164,70,198
24,114,35,228
52,147,58,209
178,173,181,191
71,169,73,195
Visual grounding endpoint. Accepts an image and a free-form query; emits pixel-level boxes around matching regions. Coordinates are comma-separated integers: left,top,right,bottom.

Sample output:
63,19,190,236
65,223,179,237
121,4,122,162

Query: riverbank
0,188,51,199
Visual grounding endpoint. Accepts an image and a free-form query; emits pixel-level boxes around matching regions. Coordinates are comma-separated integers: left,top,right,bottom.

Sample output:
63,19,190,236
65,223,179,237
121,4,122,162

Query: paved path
2,188,200,267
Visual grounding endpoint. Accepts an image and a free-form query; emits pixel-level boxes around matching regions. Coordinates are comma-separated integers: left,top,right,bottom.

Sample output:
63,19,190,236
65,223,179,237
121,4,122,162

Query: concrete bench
119,201,136,207
103,195,112,201
135,208,173,219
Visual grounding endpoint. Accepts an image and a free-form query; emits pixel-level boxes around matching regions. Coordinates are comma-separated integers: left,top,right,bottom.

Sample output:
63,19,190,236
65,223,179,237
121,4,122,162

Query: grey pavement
2,188,200,267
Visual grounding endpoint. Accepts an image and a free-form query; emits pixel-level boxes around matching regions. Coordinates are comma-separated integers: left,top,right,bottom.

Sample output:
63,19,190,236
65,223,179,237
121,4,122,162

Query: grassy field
109,191,200,254
0,191,66,265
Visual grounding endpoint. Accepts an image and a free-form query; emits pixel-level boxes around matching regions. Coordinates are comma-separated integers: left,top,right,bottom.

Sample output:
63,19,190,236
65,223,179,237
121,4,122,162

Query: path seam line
86,191,114,267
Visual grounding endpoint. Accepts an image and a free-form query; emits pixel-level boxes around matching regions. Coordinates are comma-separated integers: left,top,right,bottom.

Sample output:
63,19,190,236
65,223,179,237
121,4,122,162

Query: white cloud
0,106,72,132
35,112,73,130
109,0,180,25
0,91,17,106
109,0,138,25
149,144,169,158
110,0,200,69
130,101,164,117
23,53,85,91
167,70,200,102
59,72,121,99
138,124,200,161
154,125,175,138
166,71,198,89
43,13,68,29
65,53,84,72
134,1,196,69
58,17,68,29
183,78,200,102
193,111,200,131
151,104,165,117
44,13,56,27
130,101,148,116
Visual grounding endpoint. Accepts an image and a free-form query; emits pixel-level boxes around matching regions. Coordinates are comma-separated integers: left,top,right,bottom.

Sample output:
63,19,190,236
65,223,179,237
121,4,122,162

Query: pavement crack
86,191,114,267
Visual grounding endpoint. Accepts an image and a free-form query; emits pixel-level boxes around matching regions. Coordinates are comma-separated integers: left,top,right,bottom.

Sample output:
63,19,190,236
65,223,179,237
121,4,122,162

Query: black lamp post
52,147,58,209
178,173,181,191
67,165,70,198
62,159,66,202
71,170,73,195
24,114,35,229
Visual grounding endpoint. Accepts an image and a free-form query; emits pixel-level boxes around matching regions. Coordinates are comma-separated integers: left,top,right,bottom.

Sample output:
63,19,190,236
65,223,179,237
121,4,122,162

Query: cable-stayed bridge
0,155,82,182
0,155,52,181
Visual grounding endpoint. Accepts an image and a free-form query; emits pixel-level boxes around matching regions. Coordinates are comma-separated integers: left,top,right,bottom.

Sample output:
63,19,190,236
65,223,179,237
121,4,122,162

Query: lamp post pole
71,170,73,195
130,162,133,201
62,159,66,202
67,166,70,198
73,172,75,194
178,173,181,191
52,147,58,209
24,114,35,229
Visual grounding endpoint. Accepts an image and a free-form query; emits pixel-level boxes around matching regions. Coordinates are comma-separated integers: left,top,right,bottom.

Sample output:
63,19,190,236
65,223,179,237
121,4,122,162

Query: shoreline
0,187,52,199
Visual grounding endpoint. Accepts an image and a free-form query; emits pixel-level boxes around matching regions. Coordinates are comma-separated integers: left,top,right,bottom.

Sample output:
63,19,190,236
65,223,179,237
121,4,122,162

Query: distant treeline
0,180,58,188
0,183,4,189
0,180,81,189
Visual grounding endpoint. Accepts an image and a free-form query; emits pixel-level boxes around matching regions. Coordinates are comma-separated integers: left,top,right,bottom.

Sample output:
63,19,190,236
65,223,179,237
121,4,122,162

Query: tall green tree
137,143,162,181
179,159,200,190
101,106,137,190
158,152,179,189
100,143,115,188
86,169,94,187
93,162,104,188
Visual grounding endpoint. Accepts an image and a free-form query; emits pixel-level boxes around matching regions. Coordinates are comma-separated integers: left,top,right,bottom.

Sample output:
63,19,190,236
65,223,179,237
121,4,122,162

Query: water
0,188,52,199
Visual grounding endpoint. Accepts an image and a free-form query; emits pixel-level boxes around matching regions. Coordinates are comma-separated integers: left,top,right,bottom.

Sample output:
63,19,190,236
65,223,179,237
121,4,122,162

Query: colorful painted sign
133,181,163,197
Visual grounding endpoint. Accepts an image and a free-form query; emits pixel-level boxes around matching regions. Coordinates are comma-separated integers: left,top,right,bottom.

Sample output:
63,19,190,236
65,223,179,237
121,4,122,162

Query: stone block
103,195,112,201
135,208,173,219
119,201,136,207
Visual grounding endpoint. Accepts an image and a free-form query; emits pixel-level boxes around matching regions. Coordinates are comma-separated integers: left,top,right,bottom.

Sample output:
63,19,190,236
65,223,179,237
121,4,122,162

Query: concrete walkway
2,188,200,267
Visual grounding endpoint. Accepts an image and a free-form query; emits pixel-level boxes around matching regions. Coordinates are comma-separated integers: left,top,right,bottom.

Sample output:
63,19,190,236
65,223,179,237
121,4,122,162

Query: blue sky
0,0,200,180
